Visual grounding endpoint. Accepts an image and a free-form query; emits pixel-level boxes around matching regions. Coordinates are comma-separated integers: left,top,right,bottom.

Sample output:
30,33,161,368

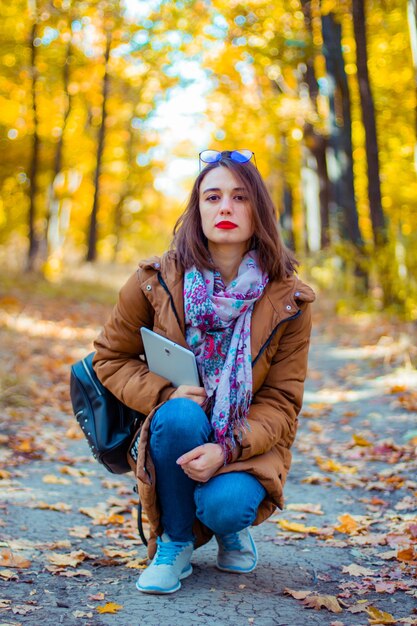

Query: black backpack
70,352,144,474
70,353,148,545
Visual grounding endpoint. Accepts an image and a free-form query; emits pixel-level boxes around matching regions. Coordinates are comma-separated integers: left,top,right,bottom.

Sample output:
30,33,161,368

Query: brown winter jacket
93,251,315,558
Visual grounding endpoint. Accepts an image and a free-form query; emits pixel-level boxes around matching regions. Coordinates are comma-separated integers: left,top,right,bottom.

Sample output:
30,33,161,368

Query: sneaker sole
136,565,193,594
216,561,257,574
216,532,258,574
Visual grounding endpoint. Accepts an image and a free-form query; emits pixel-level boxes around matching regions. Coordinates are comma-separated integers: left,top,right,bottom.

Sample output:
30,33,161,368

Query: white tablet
140,328,200,387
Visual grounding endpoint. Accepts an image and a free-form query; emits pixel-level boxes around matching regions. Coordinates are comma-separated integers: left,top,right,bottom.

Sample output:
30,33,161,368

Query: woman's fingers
177,444,224,482
171,385,207,404
176,445,205,465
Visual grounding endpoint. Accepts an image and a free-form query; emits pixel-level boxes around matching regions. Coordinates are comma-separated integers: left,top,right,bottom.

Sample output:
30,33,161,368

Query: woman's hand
176,443,224,483
170,385,207,406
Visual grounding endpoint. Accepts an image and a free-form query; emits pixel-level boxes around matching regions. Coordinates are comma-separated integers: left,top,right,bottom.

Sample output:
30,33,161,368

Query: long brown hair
171,157,297,281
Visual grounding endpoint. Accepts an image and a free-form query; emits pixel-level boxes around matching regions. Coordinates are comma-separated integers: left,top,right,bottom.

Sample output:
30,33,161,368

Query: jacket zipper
252,310,302,368
157,270,302,368
157,272,183,330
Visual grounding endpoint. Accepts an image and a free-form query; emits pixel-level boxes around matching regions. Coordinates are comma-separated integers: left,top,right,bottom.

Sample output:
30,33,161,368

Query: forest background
0,0,416,319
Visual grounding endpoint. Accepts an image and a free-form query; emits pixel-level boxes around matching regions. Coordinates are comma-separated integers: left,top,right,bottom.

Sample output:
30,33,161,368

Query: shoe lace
154,539,187,566
219,533,243,552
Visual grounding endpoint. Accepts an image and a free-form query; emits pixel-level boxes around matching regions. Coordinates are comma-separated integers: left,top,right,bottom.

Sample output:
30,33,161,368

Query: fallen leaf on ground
31,501,72,513
68,526,91,538
42,474,70,485
353,434,372,446
342,564,376,577
102,547,136,558
107,514,125,525
335,514,360,535
287,503,324,515
302,594,343,613
0,550,31,569
11,605,40,615
72,610,93,618
124,558,148,569
47,550,88,568
346,600,371,613
397,546,416,562
60,466,90,477
365,606,396,624
277,519,323,534
301,474,332,484
316,457,358,474
96,602,123,614
284,588,312,600
49,567,92,577
89,593,105,601
79,505,119,525
0,569,19,580
374,581,397,593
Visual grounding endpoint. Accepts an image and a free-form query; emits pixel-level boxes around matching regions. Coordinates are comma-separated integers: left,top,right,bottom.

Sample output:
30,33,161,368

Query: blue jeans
149,398,267,542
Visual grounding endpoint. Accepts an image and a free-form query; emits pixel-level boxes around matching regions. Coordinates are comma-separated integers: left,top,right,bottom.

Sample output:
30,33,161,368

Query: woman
93,149,315,594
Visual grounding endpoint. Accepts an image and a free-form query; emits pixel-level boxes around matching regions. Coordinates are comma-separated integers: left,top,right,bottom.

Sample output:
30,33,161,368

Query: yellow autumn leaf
389,385,407,394
96,602,123,614
352,434,372,447
335,514,360,534
42,474,71,485
277,519,320,534
315,457,357,474
365,606,396,624
107,514,125,525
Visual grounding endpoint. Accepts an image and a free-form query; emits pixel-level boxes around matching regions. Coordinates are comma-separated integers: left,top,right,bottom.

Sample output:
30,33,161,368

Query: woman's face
198,166,254,253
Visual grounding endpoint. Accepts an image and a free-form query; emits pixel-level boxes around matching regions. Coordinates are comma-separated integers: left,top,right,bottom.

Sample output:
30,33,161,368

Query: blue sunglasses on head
199,149,257,170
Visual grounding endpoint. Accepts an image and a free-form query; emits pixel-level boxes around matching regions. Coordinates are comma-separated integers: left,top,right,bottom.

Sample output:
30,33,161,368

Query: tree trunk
86,28,112,262
352,0,387,246
280,184,295,251
26,17,41,271
112,121,135,261
321,12,363,248
46,42,72,259
301,1,331,249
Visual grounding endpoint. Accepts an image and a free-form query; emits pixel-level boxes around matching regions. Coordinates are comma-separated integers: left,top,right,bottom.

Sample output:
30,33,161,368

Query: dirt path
1,278,416,626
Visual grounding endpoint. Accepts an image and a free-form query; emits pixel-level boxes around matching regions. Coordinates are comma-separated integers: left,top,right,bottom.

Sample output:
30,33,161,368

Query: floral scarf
184,251,268,454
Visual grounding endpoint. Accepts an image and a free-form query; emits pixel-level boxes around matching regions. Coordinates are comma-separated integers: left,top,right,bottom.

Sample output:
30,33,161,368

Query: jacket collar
139,253,315,356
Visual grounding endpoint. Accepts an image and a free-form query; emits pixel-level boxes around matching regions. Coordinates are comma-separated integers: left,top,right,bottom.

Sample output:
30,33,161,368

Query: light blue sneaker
136,533,193,594
215,527,258,573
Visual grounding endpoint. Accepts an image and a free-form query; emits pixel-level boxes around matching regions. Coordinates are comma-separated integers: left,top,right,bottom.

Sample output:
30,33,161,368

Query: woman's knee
195,473,266,535
151,398,210,439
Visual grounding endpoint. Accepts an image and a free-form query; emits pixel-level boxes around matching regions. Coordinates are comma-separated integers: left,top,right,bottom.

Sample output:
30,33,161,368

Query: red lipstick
216,221,238,229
